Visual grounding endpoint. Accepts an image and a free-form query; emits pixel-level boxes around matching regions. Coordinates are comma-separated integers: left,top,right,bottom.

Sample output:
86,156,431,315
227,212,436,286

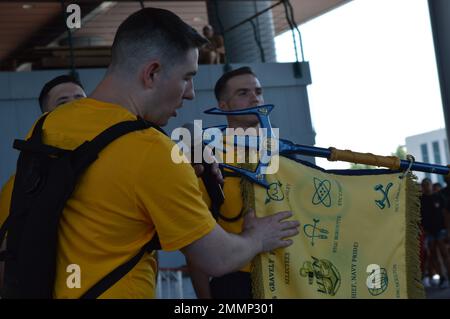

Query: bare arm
187,257,212,299
181,210,299,277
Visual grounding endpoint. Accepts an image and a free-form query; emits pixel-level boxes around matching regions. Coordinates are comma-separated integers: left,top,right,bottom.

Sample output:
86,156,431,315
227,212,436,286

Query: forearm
187,257,212,299
182,225,259,277
215,230,260,274
182,210,298,278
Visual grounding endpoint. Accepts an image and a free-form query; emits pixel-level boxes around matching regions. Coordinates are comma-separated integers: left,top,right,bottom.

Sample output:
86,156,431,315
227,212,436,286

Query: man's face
44,82,86,112
220,74,264,128
149,49,198,126
203,27,213,38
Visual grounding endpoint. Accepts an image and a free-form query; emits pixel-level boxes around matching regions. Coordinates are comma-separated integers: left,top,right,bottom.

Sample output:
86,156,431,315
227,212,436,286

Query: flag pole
204,105,450,186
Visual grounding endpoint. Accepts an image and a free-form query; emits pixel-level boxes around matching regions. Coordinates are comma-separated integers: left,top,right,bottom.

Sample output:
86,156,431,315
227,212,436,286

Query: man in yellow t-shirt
190,67,266,299
0,9,299,298
0,75,86,289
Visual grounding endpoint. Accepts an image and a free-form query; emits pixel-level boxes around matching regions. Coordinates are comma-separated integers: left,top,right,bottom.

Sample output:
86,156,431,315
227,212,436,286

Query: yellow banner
248,157,424,299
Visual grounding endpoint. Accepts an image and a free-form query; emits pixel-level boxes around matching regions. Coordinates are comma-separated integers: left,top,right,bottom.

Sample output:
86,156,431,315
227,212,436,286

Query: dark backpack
0,114,161,299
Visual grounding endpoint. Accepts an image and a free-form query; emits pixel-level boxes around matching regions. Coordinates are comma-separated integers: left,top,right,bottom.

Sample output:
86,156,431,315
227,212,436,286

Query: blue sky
275,0,445,169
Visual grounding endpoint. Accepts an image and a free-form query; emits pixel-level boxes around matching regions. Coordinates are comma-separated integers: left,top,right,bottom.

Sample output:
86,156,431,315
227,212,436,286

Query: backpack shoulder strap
201,163,225,220
12,113,67,156
75,118,164,299
28,113,49,143
0,216,10,261
80,233,161,299
71,119,163,175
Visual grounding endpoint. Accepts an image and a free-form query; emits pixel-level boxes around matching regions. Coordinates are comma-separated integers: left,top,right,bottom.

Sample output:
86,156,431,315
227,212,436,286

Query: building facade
405,128,449,184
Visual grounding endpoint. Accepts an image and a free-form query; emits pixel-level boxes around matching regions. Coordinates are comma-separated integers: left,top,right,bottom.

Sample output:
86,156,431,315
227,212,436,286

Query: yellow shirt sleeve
198,178,212,208
0,175,15,227
135,135,217,251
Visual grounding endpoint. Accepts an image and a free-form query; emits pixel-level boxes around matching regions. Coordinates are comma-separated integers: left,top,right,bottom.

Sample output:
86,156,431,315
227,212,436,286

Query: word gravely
174,303,208,317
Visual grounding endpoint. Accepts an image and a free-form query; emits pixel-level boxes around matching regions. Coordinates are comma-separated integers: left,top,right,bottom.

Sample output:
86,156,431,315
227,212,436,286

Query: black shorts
210,271,252,299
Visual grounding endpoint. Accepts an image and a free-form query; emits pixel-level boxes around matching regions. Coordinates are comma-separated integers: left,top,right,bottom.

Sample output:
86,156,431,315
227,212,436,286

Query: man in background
199,25,225,64
190,66,265,298
38,74,86,113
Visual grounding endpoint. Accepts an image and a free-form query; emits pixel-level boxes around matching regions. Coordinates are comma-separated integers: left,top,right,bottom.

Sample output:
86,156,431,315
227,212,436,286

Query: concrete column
207,0,277,63
428,0,450,144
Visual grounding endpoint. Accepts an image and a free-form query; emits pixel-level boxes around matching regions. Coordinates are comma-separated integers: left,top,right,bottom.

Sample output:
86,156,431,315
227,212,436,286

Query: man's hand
192,145,224,185
182,210,299,277
193,162,224,185
242,210,299,252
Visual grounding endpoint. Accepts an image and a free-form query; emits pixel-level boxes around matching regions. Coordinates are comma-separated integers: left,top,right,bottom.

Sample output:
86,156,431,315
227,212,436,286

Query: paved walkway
426,286,450,299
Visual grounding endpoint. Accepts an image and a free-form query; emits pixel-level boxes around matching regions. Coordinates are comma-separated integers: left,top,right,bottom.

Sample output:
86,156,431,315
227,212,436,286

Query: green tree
391,145,407,160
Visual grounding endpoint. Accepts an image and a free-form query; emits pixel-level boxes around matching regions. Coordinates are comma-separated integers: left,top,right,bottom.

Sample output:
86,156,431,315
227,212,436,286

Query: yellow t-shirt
199,166,251,273
0,175,14,227
0,98,216,298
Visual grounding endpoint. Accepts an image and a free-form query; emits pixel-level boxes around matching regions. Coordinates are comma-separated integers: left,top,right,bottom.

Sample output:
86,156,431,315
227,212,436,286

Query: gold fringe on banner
405,173,425,299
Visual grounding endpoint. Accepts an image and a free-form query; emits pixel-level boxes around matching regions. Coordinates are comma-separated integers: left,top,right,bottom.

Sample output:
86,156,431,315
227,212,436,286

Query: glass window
421,143,431,181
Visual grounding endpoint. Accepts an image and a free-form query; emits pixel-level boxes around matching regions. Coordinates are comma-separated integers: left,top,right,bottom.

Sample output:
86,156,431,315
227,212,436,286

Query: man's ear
141,60,161,88
218,100,229,111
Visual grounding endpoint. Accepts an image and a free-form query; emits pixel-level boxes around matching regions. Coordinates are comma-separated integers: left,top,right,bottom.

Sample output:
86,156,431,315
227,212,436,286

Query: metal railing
210,0,305,65
156,267,193,299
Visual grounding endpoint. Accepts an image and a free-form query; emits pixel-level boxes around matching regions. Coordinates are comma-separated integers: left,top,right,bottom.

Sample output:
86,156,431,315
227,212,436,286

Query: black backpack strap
78,119,165,299
218,207,244,223
0,216,10,261
201,163,224,220
13,140,68,156
28,113,50,144
220,169,244,222
12,113,67,156
71,119,161,175
203,167,244,222
80,233,161,299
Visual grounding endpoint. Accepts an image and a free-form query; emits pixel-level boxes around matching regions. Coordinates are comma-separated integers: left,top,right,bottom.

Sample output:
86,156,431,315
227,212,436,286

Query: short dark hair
38,75,84,113
214,67,256,101
110,7,207,73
